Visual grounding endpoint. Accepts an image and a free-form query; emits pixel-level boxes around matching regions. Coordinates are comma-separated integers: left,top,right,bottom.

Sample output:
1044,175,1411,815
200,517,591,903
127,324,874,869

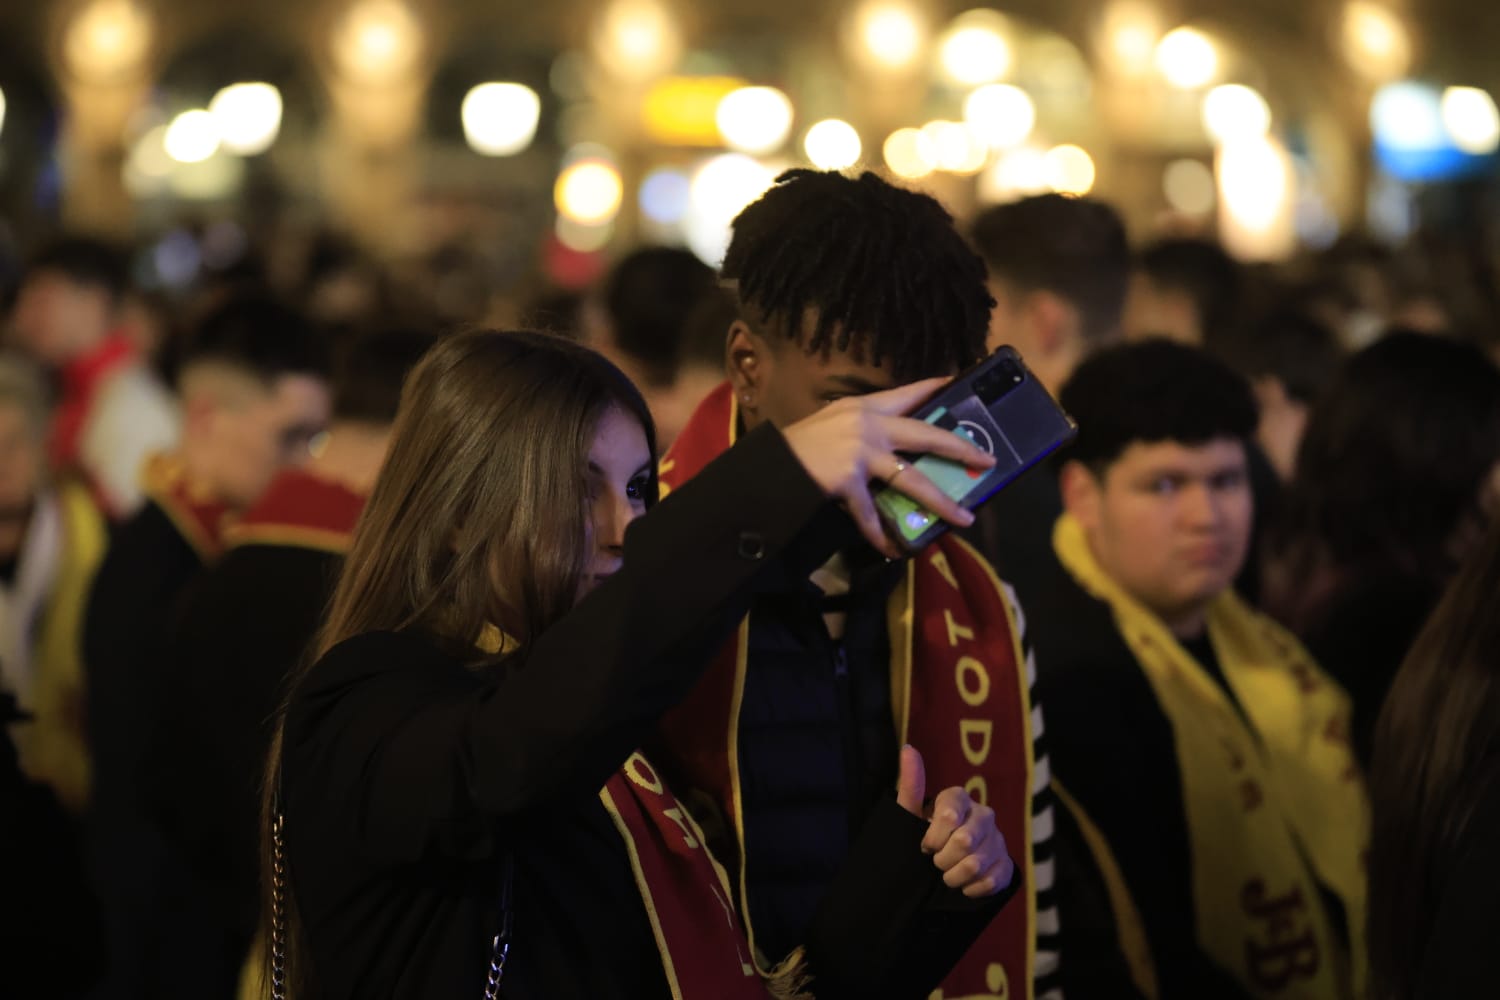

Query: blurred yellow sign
642,76,747,146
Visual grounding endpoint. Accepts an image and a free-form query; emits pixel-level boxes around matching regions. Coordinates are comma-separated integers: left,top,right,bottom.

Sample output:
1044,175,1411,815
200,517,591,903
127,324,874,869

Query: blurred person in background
1212,309,1345,485
520,286,585,341
1265,331,1500,767
0,356,108,816
585,246,722,446
649,285,740,448
1029,340,1366,1000
2,689,105,998
148,324,433,999
9,236,179,518
83,294,331,1000
1123,238,1245,348
1367,515,1500,1000
967,193,1132,610
657,170,1051,1000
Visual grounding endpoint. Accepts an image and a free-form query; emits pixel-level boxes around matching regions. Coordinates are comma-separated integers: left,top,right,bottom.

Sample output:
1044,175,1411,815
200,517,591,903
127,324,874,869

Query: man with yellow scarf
1027,340,1367,1000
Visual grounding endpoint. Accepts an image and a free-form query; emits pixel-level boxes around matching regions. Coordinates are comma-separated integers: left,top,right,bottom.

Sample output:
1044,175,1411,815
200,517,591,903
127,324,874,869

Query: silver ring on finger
889,459,910,485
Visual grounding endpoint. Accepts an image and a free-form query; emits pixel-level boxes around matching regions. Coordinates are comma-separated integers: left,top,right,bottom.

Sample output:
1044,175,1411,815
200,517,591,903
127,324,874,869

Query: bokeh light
963,84,1036,149
1163,158,1217,215
461,83,541,157
208,83,283,156
883,127,936,180
803,119,862,170
716,86,794,155
1098,0,1161,76
1155,27,1219,90
846,0,927,74
164,110,220,164
1218,136,1295,255
938,10,1012,86
639,168,692,225
978,146,1049,201
685,153,776,265
65,0,152,83
1371,81,1445,152
1441,87,1500,155
921,120,987,174
555,158,625,225
1202,84,1272,145
1043,144,1096,195
594,0,682,80
1341,1,1412,82
332,0,423,85
556,216,615,253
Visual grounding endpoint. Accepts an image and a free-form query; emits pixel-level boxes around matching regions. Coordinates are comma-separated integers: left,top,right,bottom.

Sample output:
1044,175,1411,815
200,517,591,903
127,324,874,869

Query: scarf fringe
763,947,813,1000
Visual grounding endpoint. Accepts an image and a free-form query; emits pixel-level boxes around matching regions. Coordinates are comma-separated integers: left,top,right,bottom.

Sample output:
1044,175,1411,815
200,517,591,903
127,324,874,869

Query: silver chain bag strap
270,788,515,1000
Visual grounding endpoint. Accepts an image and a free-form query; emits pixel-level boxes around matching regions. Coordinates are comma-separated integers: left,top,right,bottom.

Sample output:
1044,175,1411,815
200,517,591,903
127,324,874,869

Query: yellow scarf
1054,514,1367,1000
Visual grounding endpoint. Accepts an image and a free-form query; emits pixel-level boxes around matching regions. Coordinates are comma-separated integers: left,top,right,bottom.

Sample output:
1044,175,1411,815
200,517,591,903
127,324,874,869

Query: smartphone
874,346,1077,552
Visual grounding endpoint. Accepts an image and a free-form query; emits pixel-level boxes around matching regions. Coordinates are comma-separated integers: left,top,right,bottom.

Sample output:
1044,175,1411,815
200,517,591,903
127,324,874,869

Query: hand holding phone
874,347,1076,552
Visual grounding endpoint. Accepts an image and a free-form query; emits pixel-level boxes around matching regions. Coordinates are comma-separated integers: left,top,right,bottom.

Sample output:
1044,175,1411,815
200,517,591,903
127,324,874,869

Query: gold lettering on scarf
1240,879,1321,989
623,753,699,848
710,882,757,977
936,550,995,808
624,752,666,795
960,720,994,767
928,961,1010,999
956,657,990,707
662,808,700,849
944,608,976,646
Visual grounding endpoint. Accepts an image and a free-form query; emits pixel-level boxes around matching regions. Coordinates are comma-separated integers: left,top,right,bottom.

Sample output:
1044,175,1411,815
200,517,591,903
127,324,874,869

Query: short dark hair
677,286,737,374
722,169,993,383
24,236,131,303
179,294,332,387
332,324,435,424
1059,338,1258,473
1213,308,1344,406
603,247,719,386
1137,238,1244,342
970,194,1130,343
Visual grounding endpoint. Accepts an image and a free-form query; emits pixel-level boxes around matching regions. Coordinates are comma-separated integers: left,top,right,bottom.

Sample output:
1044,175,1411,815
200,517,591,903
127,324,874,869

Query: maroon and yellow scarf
655,382,1037,998
224,466,368,554
601,754,776,1000
479,620,774,1000
141,452,234,561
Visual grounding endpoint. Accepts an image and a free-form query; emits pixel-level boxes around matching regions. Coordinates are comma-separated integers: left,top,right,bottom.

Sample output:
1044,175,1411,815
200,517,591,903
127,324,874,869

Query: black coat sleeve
290,425,838,865
801,796,1015,999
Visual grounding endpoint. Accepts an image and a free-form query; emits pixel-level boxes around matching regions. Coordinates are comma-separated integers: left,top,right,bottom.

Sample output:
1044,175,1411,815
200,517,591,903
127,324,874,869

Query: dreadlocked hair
721,169,995,382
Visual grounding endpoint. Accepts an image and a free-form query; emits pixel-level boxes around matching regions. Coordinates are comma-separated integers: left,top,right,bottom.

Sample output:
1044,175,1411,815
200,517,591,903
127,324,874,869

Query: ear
726,320,769,417
1059,460,1103,532
1251,375,1288,414
1028,291,1076,358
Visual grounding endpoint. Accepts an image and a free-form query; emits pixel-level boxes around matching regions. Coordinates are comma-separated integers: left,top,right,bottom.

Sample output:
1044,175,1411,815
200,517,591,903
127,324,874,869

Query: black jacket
147,542,345,996
281,426,1009,1000
1026,565,1255,1000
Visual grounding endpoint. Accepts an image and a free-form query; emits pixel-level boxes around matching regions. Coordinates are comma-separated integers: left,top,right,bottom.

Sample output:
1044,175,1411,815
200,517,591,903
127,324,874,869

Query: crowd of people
3,170,1499,1000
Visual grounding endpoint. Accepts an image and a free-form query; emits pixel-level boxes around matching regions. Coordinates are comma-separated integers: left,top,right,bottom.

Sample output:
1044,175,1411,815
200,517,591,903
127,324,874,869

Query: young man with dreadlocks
653,170,1063,1000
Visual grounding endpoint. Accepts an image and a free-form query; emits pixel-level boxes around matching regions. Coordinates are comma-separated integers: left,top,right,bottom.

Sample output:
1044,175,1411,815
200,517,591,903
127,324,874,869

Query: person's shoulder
92,361,177,419
303,630,464,696
1026,569,1128,672
98,500,194,572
